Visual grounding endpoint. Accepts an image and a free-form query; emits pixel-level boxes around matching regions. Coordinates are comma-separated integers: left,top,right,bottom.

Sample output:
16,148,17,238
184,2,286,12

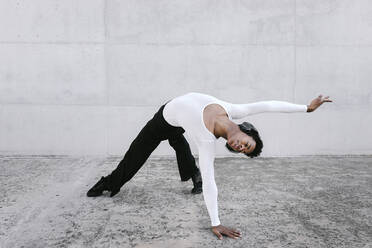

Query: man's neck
213,116,240,139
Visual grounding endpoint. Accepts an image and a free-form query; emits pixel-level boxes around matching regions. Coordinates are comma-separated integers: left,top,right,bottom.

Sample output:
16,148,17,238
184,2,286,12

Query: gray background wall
1,0,371,156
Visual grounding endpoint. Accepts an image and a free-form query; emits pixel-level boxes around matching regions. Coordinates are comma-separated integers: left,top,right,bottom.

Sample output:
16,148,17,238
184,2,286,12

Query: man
87,92,332,240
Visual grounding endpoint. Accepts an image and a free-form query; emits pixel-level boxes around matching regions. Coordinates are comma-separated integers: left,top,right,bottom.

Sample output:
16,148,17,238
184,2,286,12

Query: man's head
225,122,263,158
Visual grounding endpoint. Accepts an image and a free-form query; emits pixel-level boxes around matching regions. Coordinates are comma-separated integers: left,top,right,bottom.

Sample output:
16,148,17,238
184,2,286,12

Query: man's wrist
212,220,221,227
307,105,312,112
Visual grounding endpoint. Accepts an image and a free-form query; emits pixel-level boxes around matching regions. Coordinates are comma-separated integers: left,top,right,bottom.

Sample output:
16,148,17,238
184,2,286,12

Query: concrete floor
0,155,371,248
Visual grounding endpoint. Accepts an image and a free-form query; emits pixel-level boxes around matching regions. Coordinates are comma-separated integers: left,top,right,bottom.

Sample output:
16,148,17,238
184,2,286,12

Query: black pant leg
106,118,162,191
168,134,199,181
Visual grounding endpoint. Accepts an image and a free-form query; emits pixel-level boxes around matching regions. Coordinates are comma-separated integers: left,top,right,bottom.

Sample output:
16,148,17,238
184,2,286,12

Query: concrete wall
1,0,371,156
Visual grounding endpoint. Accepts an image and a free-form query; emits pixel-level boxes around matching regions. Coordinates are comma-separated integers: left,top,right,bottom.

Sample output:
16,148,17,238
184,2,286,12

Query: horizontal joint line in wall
1,42,372,47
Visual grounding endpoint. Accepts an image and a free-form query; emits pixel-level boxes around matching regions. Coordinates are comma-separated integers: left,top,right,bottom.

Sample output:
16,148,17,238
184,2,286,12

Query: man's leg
87,118,161,197
168,134,202,194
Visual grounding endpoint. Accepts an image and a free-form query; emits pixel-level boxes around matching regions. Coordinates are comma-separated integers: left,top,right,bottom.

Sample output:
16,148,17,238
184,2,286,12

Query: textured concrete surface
1,0,372,156
0,155,371,248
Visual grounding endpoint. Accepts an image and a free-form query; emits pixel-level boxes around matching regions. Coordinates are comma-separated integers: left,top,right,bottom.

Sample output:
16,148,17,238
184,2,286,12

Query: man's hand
307,95,332,112
211,225,241,240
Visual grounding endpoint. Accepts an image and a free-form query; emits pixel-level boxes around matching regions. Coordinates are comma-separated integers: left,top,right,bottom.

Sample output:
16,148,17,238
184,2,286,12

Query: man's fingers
222,229,241,239
212,226,241,240
225,231,237,239
213,230,223,240
319,95,332,103
230,228,241,236
231,231,240,238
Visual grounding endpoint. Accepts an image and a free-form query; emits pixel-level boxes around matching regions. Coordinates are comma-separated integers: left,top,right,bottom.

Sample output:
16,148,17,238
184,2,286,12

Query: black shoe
110,188,120,197
87,176,109,197
191,169,202,194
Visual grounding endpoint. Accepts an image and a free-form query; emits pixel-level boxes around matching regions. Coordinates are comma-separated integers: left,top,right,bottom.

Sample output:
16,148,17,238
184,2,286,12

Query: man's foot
87,176,109,197
191,169,202,194
110,188,120,197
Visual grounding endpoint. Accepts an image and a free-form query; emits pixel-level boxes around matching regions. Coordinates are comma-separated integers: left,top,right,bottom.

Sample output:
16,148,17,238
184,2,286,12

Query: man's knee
168,135,185,148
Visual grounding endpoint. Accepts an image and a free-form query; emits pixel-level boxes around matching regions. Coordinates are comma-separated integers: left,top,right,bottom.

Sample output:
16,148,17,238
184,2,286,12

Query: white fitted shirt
163,92,307,226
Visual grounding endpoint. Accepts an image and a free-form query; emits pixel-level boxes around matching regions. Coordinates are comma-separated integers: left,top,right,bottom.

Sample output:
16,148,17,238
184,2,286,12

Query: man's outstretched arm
198,142,241,240
224,95,332,119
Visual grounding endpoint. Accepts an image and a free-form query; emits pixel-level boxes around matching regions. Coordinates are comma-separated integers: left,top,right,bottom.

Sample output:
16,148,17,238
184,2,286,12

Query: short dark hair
225,122,263,158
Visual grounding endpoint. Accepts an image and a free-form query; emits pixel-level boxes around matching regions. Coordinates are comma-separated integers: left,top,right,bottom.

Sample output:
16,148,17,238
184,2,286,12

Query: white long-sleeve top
163,92,307,226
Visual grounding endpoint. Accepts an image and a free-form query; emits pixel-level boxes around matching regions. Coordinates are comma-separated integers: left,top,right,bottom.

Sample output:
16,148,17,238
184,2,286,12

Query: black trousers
105,103,199,191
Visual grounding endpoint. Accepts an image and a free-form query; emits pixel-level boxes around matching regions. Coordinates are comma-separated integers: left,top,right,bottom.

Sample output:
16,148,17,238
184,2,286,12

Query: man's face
227,131,256,155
